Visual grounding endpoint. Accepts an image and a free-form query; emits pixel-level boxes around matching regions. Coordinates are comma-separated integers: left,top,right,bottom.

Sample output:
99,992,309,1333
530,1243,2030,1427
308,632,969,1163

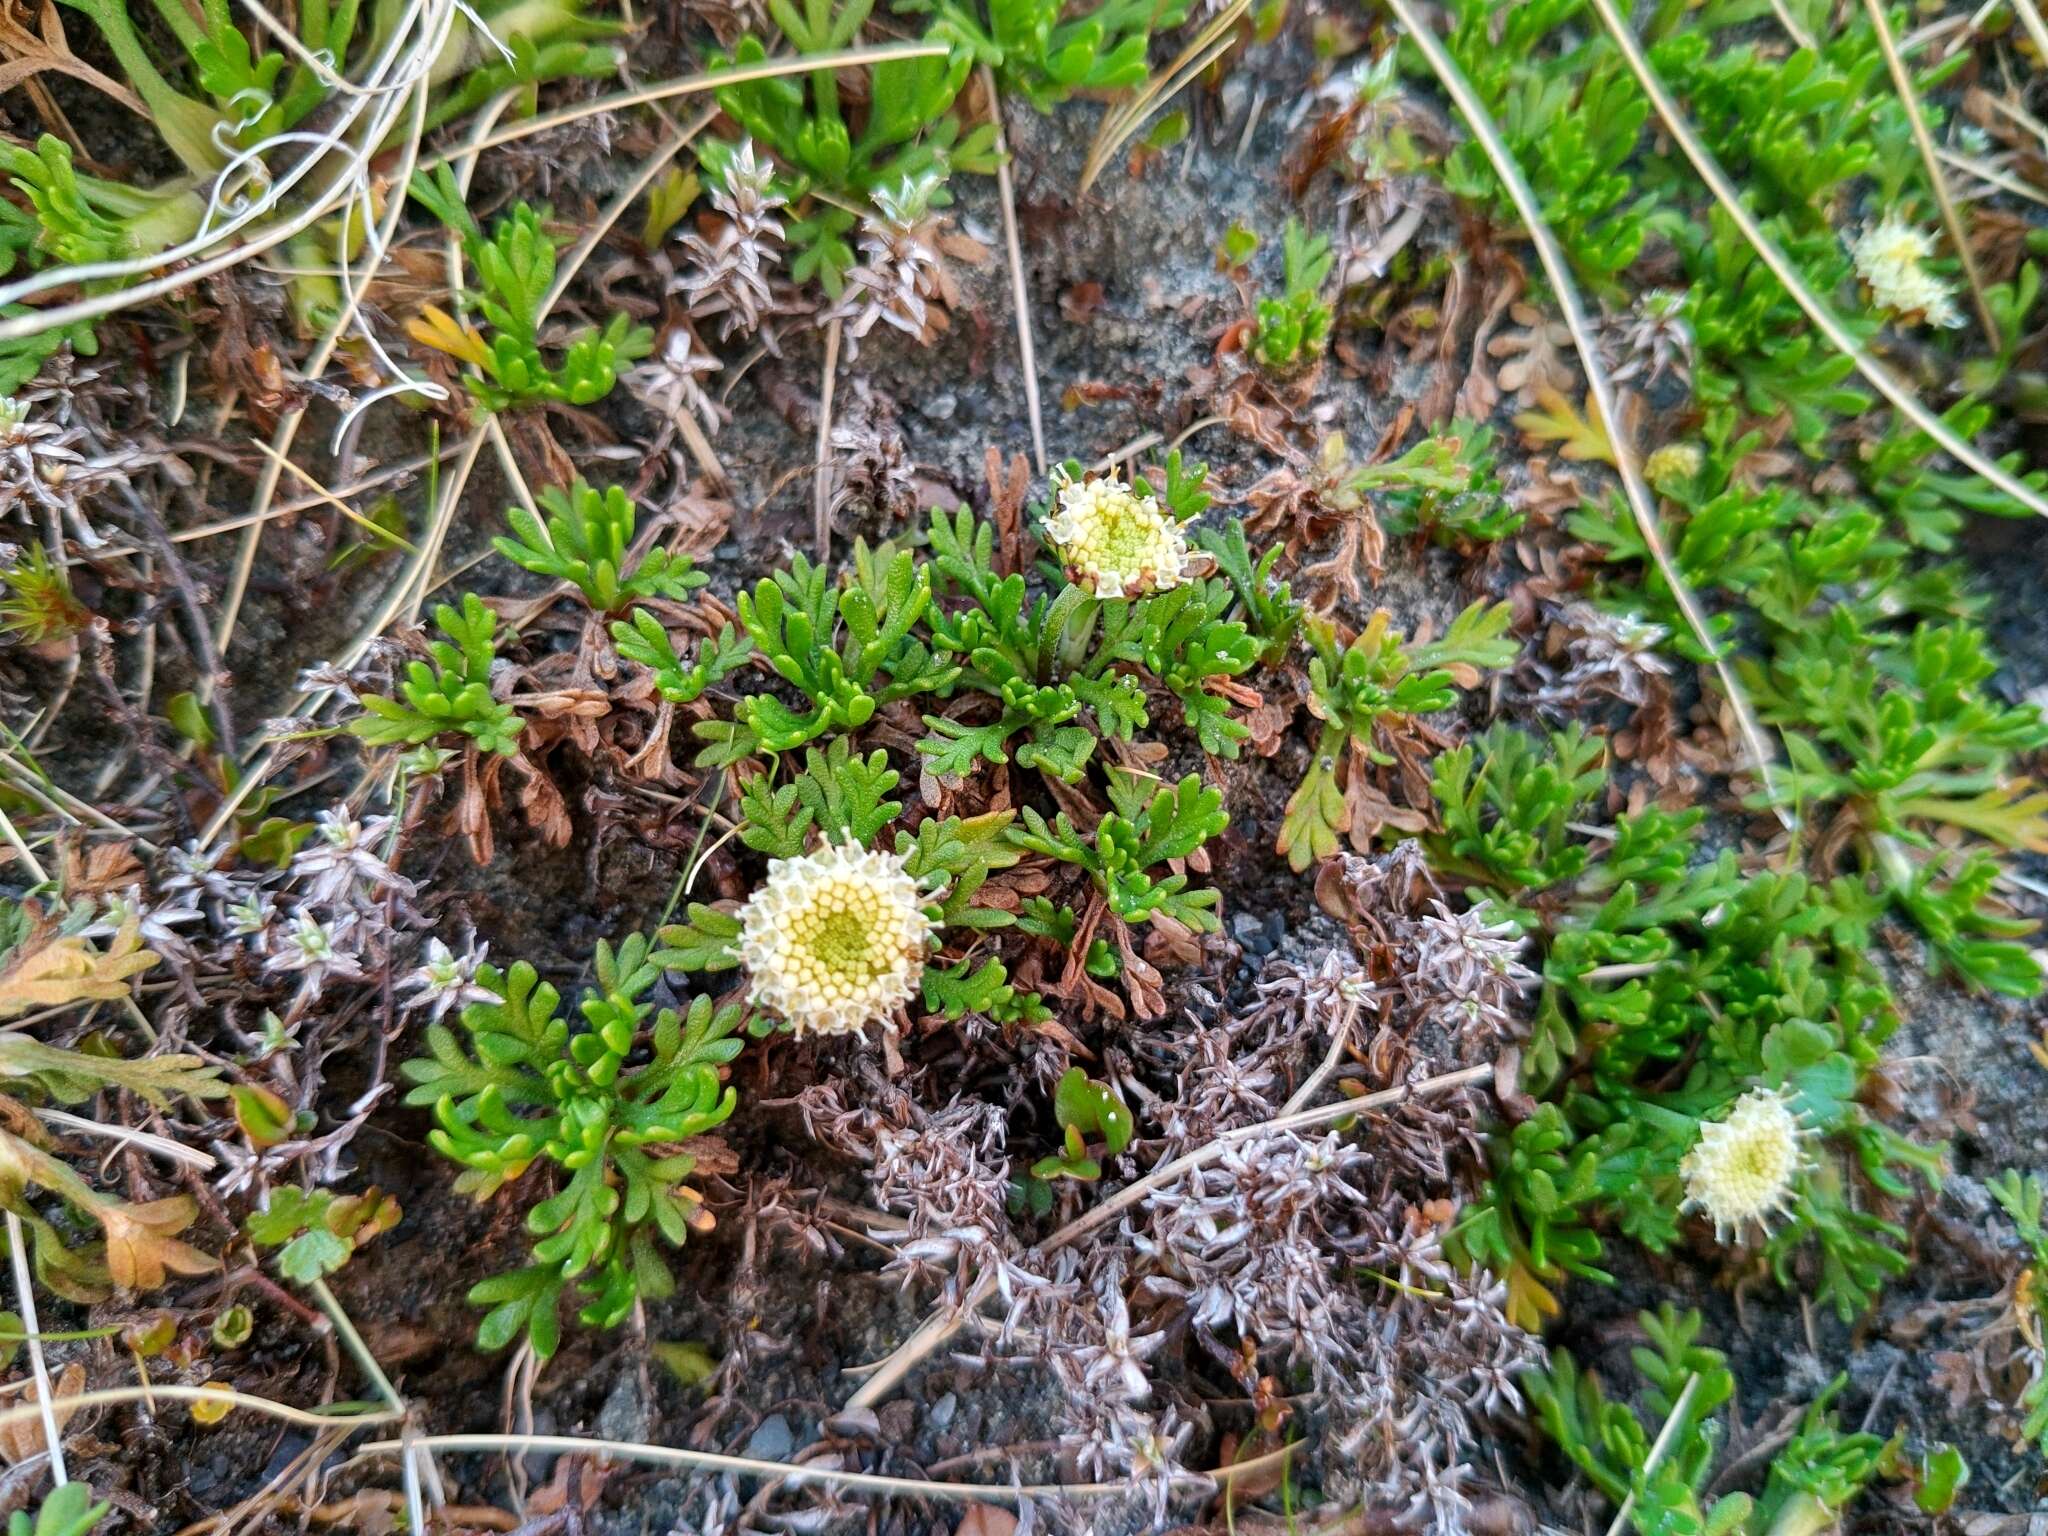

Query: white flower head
1850,217,1963,328
1044,468,1190,599
735,841,937,1036
1680,1086,1812,1241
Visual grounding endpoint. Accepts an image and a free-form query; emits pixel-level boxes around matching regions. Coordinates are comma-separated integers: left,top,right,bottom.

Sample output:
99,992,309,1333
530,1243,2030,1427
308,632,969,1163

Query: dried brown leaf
1489,302,1575,404
954,1505,1018,1536
0,1361,83,1465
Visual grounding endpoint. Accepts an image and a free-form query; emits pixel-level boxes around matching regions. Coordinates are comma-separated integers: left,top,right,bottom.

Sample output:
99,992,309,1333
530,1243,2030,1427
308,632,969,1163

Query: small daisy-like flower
735,841,936,1036
1044,469,1190,599
1680,1087,1812,1241
1850,217,1963,329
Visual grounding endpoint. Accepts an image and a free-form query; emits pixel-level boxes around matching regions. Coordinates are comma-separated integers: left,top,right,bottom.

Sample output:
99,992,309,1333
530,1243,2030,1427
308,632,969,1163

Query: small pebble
745,1413,794,1462
596,1372,644,1443
1231,911,1274,956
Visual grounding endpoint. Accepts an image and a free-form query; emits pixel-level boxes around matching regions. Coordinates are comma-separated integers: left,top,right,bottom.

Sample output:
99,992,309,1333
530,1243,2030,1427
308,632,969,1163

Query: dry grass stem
6,1212,65,1485
1582,0,2048,519
1390,0,1789,817
983,66,1047,474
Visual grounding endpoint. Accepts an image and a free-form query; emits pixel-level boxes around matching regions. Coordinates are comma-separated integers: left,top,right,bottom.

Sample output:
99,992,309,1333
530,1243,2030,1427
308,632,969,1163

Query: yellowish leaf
0,1036,223,1106
1512,385,1615,466
404,304,488,367
0,914,158,1020
99,1195,220,1290
191,1381,236,1426
1502,1256,1562,1333
231,1083,293,1147
651,1339,717,1389
328,1186,401,1245
1277,759,1347,874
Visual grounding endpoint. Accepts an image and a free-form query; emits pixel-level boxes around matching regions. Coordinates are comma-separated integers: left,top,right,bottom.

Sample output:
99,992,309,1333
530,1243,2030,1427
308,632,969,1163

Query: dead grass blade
351,1431,1207,1502
0,1385,401,1434
1763,0,1816,49
982,67,1046,475
209,57,443,675
815,316,843,562
0,804,49,883
2014,0,2048,61
417,43,954,167
1079,0,1249,195
1602,1372,1702,1536
1389,0,1788,817
544,111,713,313
6,1212,66,1485
1580,0,2048,520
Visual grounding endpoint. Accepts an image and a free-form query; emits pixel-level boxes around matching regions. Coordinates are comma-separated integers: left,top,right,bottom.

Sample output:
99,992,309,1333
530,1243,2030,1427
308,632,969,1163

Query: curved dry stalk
1079,0,1250,195
209,45,451,671
981,66,1046,475
532,108,730,493
1860,0,1995,343
181,1426,355,1536
1389,0,1788,818
2014,0,2048,62
34,1109,216,1170
485,414,540,520
1935,144,2048,207
0,804,50,883
1046,1060,1494,1254
247,439,424,555
0,1385,401,1434
205,85,507,840
415,43,954,169
214,106,728,828
0,0,447,337
0,757,151,850
1281,998,1360,1114
843,1060,1495,1411
350,1431,1206,1502
543,111,714,313
197,423,490,848
309,1276,407,1416
1578,0,2048,520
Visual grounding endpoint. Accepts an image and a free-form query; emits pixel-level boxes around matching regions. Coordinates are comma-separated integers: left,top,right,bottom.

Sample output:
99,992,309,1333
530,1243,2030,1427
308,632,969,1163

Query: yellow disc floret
1680,1087,1811,1242
735,841,935,1036
1642,442,1702,494
1044,468,1190,599
1850,217,1963,329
